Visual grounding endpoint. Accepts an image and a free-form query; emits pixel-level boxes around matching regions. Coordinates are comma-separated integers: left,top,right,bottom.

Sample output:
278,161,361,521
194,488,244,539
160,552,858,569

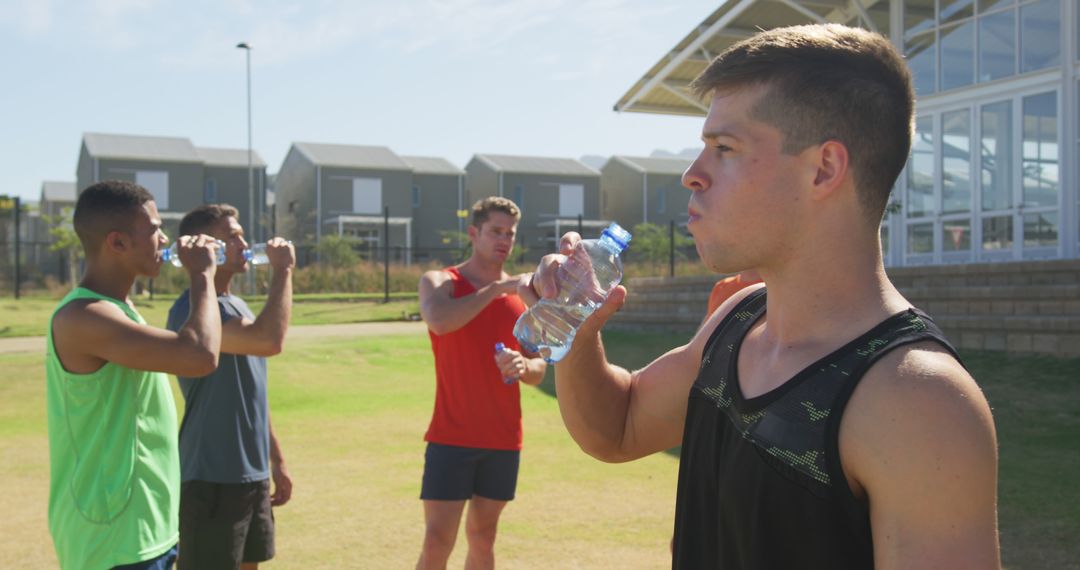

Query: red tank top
424,267,528,451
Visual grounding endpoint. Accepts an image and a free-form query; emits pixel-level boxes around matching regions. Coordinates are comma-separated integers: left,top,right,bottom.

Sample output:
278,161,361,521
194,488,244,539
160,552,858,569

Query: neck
214,269,234,296
755,229,907,350
458,254,505,284
79,259,137,302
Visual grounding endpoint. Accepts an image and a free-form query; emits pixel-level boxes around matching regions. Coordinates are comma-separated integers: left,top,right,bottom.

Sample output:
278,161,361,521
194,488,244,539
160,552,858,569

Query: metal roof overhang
613,0,892,117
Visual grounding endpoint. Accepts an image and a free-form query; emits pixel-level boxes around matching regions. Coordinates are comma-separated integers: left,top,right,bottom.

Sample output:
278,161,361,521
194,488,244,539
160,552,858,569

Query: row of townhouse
32,133,696,273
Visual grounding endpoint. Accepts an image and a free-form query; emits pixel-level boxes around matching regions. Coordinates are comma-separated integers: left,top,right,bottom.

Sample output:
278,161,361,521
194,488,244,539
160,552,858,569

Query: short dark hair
178,203,240,237
689,24,914,221
471,196,521,228
73,180,155,252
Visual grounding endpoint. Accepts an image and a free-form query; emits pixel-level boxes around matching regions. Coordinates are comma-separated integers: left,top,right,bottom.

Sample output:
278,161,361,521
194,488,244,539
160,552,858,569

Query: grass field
0,296,421,338
0,328,1077,568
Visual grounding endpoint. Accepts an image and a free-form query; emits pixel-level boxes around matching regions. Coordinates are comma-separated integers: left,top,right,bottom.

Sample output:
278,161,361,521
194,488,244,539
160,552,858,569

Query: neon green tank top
46,288,179,569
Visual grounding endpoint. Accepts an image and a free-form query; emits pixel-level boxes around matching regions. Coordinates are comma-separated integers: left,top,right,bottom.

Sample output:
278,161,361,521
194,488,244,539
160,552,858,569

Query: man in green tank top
47,180,223,569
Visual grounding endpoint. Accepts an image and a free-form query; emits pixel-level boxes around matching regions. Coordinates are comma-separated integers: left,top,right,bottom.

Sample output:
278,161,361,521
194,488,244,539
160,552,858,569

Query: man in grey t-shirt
167,204,295,570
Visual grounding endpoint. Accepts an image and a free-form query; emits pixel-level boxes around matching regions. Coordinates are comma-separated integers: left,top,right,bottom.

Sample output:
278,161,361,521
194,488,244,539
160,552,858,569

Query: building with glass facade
615,0,1077,267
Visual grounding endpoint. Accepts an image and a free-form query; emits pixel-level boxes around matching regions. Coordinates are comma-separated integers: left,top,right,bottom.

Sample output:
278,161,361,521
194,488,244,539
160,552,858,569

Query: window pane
1023,211,1058,247
905,0,937,39
980,101,1012,211
940,21,975,90
942,220,972,251
941,0,975,24
907,116,936,218
907,223,935,254
1020,0,1060,73
982,215,1013,250
906,31,937,95
978,0,1015,12
942,110,972,214
1022,91,1058,208
979,9,1015,81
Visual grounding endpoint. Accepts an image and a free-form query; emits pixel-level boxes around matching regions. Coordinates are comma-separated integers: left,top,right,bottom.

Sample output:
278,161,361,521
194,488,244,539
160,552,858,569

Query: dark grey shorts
178,479,275,569
421,442,521,501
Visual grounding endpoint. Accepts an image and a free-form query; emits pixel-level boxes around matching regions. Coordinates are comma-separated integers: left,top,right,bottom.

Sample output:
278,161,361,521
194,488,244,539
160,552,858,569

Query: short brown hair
73,180,155,252
179,203,240,237
689,24,914,221
471,196,520,228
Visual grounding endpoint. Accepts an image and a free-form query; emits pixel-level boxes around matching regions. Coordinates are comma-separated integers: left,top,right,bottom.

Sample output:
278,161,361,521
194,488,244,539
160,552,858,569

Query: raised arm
54,235,222,377
530,232,740,463
220,238,295,357
419,269,526,336
843,344,1000,569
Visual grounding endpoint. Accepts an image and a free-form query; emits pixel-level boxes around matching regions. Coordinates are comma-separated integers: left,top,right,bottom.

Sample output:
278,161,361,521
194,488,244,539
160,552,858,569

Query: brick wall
608,260,1080,358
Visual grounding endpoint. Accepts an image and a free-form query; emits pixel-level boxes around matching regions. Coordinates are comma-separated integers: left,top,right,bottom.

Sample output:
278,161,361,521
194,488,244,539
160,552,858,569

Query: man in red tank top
415,197,547,570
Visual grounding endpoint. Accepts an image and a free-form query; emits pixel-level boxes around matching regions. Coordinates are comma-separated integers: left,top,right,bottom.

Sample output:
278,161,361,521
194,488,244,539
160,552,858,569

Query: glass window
1023,212,1057,246
979,9,1015,81
204,179,218,203
905,0,937,38
980,101,1013,211
978,0,1015,12
982,215,1013,250
906,31,937,95
940,21,976,90
907,223,935,254
941,0,976,24
657,188,666,214
514,185,524,207
942,220,972,251
1021,91,1058,208
907,116,936,218
1020,0,1060,73
412,185,421,208
942,110,972,214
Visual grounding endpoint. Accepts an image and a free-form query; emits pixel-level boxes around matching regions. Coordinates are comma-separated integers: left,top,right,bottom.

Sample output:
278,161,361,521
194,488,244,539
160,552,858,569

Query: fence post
669,219,675,278
577,213,583,236
384,206,390,303
14,197,21,299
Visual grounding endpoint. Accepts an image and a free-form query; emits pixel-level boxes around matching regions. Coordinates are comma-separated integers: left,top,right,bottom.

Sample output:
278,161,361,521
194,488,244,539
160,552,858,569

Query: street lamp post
237,41,255,292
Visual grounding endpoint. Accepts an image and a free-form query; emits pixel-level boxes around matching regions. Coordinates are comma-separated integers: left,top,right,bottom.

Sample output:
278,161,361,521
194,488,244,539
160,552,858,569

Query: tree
315,234,360,268
629,222,695,264
45,207,82,288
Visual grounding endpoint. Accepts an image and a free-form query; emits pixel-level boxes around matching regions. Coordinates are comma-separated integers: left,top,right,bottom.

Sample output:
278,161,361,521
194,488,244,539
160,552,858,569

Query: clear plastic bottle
243,241,292,265
494,342,516,384
161,240,226,267
513,223,631,363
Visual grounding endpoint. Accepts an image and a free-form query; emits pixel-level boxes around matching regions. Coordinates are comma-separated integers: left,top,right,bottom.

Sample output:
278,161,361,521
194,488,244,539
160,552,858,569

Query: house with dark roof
401,155,465,264
464,154,603,259
36,181,77,282
76,133,268,240
274,142,415,263
600,155,692,230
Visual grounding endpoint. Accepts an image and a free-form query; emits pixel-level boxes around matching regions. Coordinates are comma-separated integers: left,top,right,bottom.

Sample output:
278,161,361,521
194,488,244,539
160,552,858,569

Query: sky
0,0,718,203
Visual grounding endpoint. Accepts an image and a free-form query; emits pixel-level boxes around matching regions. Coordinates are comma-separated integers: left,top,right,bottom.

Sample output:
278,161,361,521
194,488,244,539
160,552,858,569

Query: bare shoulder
842,340,997,496
52,297,132,337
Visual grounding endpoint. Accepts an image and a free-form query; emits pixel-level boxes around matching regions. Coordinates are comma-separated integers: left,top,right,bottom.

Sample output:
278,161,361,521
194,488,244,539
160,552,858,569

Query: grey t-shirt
167,290,270,483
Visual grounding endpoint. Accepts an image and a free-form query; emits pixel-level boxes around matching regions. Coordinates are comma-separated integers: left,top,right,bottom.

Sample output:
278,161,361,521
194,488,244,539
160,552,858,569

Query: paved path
0,321,429,355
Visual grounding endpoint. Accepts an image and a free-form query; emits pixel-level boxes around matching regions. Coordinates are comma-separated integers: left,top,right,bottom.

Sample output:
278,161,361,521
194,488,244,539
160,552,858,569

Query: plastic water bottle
494,342,516,384
162,240,226,267
243,241,292,265
513,223,631,363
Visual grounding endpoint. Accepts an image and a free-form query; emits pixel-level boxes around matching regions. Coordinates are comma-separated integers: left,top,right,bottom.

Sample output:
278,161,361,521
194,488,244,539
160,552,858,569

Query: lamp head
236,42,251,50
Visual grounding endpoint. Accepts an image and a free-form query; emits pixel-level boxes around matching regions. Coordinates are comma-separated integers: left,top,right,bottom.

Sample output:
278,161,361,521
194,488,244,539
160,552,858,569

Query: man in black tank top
525,24,1000,569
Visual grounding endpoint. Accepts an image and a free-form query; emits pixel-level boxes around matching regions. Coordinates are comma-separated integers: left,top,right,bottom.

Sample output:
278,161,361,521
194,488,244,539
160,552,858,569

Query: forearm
254,267,293,351
424,283,504,335
554,331,634,462
178,272,221,366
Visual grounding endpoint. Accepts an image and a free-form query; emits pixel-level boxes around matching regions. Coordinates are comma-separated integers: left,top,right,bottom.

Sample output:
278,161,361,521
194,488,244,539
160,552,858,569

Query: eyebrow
701,129,740,143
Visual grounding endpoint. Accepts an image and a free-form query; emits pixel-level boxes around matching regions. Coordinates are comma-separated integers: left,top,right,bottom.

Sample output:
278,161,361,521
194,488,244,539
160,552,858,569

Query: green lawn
0,296,420,337
1,329,1076,568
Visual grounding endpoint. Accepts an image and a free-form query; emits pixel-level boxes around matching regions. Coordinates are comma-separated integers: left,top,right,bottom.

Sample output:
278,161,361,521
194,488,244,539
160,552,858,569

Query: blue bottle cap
601,222,631,251
494,342,506,353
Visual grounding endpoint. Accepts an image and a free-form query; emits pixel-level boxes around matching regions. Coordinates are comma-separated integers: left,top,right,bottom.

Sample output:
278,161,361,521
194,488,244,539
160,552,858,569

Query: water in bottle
243,241,292,265
161,240,226,267
513,223,631,363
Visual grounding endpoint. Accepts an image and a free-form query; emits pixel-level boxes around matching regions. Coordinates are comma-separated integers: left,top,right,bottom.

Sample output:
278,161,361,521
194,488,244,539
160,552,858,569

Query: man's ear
104,230,130,254
811,140,850,201
467,224,479,240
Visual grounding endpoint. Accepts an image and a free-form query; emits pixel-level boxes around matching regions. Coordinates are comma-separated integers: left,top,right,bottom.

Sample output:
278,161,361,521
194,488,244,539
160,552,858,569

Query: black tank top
672,288,959,569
